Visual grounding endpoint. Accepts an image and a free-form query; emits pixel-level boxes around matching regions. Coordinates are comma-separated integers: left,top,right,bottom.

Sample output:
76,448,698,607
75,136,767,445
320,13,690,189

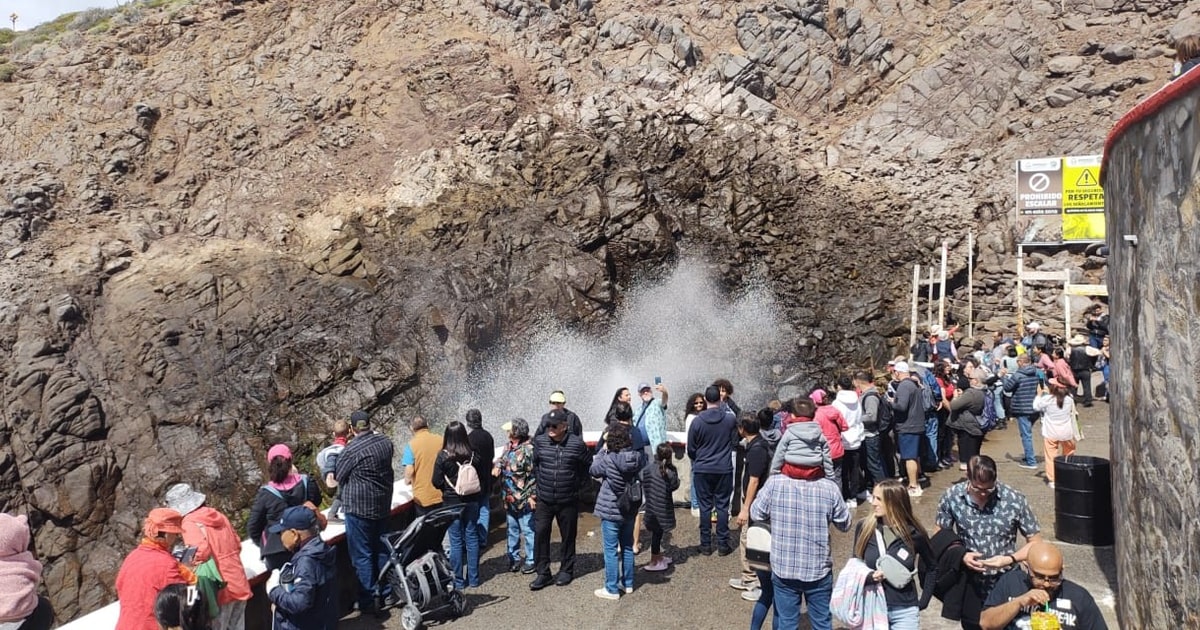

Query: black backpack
862,390,893,433
617,470,644,515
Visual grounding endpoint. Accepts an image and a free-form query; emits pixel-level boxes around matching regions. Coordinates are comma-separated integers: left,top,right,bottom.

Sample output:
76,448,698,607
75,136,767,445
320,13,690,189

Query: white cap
893,361,910,373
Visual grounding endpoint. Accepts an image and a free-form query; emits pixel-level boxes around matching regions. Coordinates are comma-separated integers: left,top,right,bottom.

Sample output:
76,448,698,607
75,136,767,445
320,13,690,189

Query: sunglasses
968,483,997,495
1026,566,1063,584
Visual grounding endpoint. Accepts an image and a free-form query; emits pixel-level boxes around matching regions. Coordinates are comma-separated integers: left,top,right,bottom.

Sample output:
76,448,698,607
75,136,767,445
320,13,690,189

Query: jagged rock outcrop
0,0,1175,616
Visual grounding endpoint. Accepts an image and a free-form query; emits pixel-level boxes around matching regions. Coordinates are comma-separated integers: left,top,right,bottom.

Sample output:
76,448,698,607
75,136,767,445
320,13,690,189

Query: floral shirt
498,440,536,511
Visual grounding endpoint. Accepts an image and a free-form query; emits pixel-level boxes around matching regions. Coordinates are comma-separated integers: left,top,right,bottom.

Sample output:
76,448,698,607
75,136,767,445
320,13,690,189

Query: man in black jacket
529,409,593,590
465,409,495,548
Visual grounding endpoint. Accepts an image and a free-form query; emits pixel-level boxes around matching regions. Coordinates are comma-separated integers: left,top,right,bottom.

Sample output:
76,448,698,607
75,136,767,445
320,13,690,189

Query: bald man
979,541,1108,630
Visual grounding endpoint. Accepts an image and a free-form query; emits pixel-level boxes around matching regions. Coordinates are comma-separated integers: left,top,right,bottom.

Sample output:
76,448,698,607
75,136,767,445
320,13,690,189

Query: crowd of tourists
0,311,1114,630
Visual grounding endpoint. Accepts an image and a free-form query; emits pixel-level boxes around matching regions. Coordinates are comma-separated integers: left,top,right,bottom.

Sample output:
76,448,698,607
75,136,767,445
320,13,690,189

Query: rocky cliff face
0,0,1179,615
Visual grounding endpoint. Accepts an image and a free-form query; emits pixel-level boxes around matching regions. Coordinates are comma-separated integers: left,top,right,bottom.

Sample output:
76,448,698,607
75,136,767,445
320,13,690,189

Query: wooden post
939,239,948,328
910,264,920,359
1064,279,1071,339
1016,244,1024,332
968,230,975,338
926,266,934,328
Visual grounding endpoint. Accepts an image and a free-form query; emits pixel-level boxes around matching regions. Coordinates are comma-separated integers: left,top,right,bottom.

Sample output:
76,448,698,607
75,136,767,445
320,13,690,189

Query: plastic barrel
1054,455,1114,546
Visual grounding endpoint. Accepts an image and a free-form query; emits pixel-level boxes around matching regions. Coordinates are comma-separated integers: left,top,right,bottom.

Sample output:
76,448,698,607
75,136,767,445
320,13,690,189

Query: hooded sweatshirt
687,406,737,474
813,405,849,459
269,534,338,630
833,389,864,450
181,506,252,605
0,514,40,622
770,417,834,478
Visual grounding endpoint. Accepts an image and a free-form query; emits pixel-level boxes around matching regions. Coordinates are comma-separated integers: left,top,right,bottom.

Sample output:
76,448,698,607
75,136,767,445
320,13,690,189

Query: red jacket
116,542,188,630
182,507,252,605
813,406,848,460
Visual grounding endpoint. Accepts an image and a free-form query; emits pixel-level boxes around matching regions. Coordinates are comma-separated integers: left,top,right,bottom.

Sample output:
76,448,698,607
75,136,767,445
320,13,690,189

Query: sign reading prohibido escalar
1014,155,1105,243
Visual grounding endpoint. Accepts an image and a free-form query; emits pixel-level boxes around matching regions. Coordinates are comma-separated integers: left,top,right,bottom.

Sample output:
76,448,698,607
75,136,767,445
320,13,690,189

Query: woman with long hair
1033,378,1077,489
852,480,934,630
933,362,956,469
433,421,483,589
682,392,706,517
589,422,648,600
246,444,321,571
606,387,632,424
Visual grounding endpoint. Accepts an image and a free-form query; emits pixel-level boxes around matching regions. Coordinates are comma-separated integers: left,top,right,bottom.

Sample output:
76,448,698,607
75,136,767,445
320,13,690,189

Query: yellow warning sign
1062,155,1104,212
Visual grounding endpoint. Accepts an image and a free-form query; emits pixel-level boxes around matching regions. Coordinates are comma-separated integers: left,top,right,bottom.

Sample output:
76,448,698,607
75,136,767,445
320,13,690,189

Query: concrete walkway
343,401,1119,630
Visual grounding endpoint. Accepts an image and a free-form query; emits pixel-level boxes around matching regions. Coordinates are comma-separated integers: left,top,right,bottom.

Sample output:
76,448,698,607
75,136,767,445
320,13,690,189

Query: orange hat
143,507,184,538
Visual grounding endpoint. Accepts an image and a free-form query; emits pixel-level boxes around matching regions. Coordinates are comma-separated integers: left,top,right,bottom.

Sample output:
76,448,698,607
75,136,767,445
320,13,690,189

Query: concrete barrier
59,430,689,629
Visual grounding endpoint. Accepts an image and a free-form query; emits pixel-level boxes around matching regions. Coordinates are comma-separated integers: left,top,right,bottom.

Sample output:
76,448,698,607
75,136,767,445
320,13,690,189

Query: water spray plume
437,260,795,434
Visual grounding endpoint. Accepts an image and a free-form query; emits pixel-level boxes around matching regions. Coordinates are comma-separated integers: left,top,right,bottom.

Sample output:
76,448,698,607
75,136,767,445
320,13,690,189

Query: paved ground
342,400,1120,630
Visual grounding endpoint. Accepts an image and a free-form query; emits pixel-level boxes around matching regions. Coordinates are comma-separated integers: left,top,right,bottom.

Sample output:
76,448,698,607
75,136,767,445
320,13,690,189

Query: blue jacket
686,406,737,474
269,535,337,630
1003,365,1041,416
590,448,648,522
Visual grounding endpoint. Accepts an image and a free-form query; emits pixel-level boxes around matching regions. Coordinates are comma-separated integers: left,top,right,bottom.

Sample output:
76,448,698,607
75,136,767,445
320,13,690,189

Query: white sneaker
691,507,700,518
844,499,858,509
1048,482,1056,489
907,486,924,497
594,588,619,600
742,587,762,602
729,578,757,590
623,586,634,594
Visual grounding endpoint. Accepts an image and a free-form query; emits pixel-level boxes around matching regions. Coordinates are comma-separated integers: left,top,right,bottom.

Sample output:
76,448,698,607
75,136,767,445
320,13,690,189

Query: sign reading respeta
1014,155,1105,243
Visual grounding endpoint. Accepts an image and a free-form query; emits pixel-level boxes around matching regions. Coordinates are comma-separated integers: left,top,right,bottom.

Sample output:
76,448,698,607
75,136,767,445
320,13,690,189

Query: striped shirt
750,475,851,581
333,430,395,520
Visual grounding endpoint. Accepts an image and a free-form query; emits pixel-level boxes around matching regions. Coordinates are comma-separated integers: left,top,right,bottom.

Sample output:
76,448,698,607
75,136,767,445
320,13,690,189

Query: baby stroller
378,504,468,630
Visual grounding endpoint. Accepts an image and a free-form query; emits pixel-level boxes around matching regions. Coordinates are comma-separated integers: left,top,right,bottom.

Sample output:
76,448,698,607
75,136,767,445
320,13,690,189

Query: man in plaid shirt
750,472,851,630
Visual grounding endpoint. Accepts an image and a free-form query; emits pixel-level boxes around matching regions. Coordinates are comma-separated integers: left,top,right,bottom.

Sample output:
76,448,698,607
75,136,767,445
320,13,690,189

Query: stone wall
1103,75,1200,627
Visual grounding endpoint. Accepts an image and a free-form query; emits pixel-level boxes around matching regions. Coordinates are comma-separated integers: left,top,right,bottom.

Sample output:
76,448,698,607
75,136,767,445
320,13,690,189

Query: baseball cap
349,410,370,429
145,508,184,536
500,421,513,433
549,391,567,404
637,382,652,393
269,505,318,533
893,361,910,373
545,409,568,426
267,444,292,462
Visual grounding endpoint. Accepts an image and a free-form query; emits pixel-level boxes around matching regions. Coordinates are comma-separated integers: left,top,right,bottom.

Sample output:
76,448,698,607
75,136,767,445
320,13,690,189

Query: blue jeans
600,519,635,594
888,605,920,630
343,513,390,610
923,415,939,467
771,572,833,630
447,501,482,588
862,434,885,489
693,471,733,549
1016,414,1036,465
506,507,535,566
476,496,491,549
690,471,698,509
750,569,774,630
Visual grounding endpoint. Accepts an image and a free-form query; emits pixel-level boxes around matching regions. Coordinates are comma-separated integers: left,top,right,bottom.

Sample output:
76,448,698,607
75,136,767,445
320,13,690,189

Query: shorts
897,433,922,461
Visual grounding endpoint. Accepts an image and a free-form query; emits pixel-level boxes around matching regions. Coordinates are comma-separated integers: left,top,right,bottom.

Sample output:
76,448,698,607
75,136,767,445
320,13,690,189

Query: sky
4,0,123,31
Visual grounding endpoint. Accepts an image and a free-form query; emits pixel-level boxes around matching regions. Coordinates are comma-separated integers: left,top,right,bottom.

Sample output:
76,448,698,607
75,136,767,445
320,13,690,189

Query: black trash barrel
1054,455,1114,546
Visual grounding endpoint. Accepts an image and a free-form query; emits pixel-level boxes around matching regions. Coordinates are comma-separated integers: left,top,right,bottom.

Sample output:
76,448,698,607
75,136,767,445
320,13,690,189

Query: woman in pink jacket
811,389,849,495
165,483,252,630
0,513,52,630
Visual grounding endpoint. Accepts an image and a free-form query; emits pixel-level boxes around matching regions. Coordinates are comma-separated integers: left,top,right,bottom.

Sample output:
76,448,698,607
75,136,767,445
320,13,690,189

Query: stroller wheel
400,605,422,630
450,590,467,616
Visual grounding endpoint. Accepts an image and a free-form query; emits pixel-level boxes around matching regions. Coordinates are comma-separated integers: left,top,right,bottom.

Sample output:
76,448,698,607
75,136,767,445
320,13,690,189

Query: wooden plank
1065,284,1108,296
1020,270,1071,281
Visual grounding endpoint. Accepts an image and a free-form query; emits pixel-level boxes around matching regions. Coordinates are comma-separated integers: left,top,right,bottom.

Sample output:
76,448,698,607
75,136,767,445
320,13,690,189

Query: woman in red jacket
116,508,196,630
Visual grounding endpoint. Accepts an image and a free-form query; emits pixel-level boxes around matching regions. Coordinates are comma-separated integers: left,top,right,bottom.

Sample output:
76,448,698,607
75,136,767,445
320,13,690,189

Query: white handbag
874,527,917,588
745,522,772,571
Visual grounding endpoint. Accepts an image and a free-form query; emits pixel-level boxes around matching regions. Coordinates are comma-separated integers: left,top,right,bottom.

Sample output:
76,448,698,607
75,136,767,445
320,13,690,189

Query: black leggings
649,526,664,555
19,597,53,630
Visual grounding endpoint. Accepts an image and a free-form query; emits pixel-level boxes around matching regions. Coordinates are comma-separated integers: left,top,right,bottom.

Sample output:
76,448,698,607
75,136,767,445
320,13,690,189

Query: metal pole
968,230,975,338
911,264,920,359
1016,244,1024,332
926,266,934,328
939,239,948,328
